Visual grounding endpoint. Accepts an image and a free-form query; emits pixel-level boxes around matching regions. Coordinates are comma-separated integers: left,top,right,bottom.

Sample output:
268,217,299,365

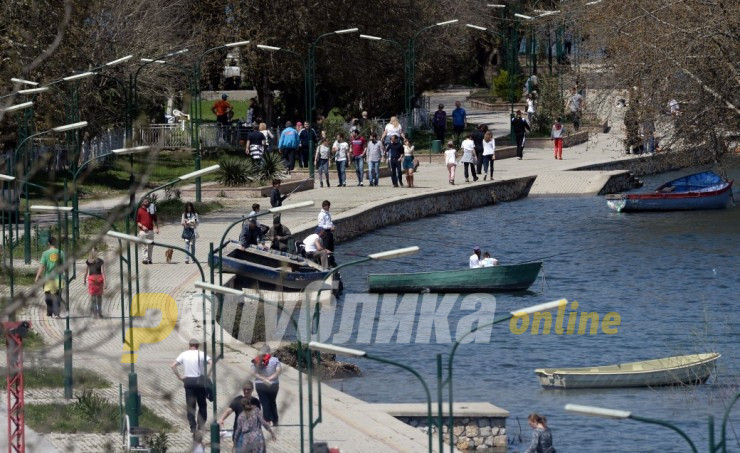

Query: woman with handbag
181,202,199,264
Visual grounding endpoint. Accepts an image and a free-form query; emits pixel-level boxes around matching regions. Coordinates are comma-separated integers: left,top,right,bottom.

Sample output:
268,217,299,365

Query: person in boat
239,219,261,249
469,247,482,268
302,228,330,270
270,216,292,253
523,412,555,453
247,203,269,241
481,252,499,267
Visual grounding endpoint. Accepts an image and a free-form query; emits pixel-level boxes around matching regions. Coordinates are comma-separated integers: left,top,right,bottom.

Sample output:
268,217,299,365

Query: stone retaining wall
290,176,536,244
396,415,508,451
572,150,714,176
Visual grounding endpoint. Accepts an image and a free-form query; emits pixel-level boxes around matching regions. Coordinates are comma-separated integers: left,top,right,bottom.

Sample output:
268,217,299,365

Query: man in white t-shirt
303,228,330,269
469,247,482,268
171,339,212,433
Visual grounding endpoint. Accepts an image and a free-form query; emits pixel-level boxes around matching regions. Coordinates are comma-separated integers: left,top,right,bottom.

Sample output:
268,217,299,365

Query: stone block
490,427,499,436
474,436,484,446
479,426,492,437
477,418,490,428
457,439,470,450
454,426,465,436
465,425,479,437
477,445,488,450
485,435,494,446
493,435,507,447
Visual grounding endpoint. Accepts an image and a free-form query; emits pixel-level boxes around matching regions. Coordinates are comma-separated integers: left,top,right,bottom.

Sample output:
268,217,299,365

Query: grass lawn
0,366,109,389
198,100,249,122
25,395,172,433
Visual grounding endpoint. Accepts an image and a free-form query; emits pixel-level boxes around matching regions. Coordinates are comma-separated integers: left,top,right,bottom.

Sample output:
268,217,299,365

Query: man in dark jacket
298,121,318,168
472,124,487,173
386,135,404,187
432,104,446,143
511,110,531,160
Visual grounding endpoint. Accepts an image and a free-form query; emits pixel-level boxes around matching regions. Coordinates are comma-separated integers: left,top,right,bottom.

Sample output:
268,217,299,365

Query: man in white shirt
303,228,330,269
171,339,212,433
469,247,482,268
317,200,335,257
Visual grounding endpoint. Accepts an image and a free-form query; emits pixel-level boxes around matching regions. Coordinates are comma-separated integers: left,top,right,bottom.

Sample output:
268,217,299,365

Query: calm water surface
319,170,739,452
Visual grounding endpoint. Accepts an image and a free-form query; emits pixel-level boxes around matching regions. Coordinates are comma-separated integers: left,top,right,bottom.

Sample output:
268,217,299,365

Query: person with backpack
432,104,447,143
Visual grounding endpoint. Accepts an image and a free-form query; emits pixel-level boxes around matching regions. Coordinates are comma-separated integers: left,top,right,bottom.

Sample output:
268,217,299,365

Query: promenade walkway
3,91,636,452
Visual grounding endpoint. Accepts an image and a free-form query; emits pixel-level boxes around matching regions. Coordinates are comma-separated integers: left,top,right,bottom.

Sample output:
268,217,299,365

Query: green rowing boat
367,262,543,293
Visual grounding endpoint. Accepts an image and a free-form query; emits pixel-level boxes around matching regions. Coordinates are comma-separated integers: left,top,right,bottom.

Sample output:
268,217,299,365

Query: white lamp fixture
193,281,244,296
63,72,96,81
1,101,34,113
511,299,568,316
487,4,506,8
537,10,560,18
10,78,38,86
436,19,459,26
256,44,281,51
30,205,74,212
466,24,488,31
166,49,189,57
368,246,420,261
585,0,602,5
334,28,359,34
514,13,534,20
269,200,315,213
225,41,250,47
18,87,49,95
106,231,151,244
52,121,88,132
140,58,167,64
178,164,220,181
564,404,631,419
105,55,133,66
0,174,16,182
112,145,151,155
309,341,367,358
359,34,382,41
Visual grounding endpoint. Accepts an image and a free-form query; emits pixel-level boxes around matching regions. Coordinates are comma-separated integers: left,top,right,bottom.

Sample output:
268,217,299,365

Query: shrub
255,151,287,183
492,70,525,104
216,157,254,187
532,75,564,134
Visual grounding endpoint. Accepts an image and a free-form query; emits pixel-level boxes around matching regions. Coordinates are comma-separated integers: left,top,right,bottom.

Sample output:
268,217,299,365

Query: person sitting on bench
302,228,330,270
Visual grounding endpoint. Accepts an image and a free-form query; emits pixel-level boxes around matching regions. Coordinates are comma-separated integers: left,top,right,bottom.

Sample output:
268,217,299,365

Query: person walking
35,236,64,318
181,202,199,263
366,132,383,186
568,87,584,131
386,135,404,187
218,381,261,443
278,121,299,173
83,247,105,318
314,137,331,187
432,104,447,143
460,134,478,182
258,123,274,154
451,101,467,145
380,116,405,147
444,140,457,185
298,121,317,168
233,397,276,453
402,138,415,188
551,117,565,160
332,133,349,187
251,345,282,426
482,130,495,180
136,197,159,264
512,110,531,160
472,124,486,174
246,126,266,166
526,93,536,124
349,130,366,186
171,339,212,433
523,412,555,453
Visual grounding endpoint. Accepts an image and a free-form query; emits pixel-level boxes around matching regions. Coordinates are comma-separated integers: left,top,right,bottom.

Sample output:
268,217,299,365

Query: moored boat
210,243,340,291
367,261,542,293
535,353,720,389
606,171,733,212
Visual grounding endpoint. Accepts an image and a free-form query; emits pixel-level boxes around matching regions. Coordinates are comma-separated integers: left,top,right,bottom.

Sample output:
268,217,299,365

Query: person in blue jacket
278,121,299,173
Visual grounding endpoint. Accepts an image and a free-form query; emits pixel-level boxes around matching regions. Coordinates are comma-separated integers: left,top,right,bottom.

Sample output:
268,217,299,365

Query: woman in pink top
551,117,565,160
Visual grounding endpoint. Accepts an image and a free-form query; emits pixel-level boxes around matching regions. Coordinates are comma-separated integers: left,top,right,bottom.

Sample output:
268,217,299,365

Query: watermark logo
509,301,620,335
121,293,178,363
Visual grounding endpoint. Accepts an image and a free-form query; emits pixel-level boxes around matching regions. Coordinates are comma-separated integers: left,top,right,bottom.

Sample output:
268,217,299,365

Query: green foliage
0,366,109,389
532,75,564,134
144,432,170,453
216,157,254,187
492,70,525,103
256,151,287,183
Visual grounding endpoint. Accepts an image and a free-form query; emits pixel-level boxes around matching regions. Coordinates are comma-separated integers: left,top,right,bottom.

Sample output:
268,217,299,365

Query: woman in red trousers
551,117,565,160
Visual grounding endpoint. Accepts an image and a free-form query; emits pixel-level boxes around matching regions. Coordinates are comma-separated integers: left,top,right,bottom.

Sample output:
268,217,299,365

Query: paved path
5,89,640,452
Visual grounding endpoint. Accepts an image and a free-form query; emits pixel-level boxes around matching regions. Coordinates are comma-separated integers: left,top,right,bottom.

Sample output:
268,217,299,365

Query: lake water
319,169,739,452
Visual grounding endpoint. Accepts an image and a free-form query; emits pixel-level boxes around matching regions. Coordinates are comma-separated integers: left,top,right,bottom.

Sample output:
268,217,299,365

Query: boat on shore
606,171,733,212
210,242,340,292
367,261,542,293
535,353,720,389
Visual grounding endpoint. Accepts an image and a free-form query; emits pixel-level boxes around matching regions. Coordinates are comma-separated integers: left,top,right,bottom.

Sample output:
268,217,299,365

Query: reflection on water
321,175,738,452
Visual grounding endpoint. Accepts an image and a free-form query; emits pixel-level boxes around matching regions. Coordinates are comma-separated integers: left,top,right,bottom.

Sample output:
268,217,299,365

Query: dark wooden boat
367,262,542,293
606,171,733,212
211,243,339,291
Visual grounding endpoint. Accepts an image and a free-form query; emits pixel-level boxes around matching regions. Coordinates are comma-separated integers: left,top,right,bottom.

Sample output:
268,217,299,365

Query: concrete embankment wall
292,175,536,244
572,150,714,176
